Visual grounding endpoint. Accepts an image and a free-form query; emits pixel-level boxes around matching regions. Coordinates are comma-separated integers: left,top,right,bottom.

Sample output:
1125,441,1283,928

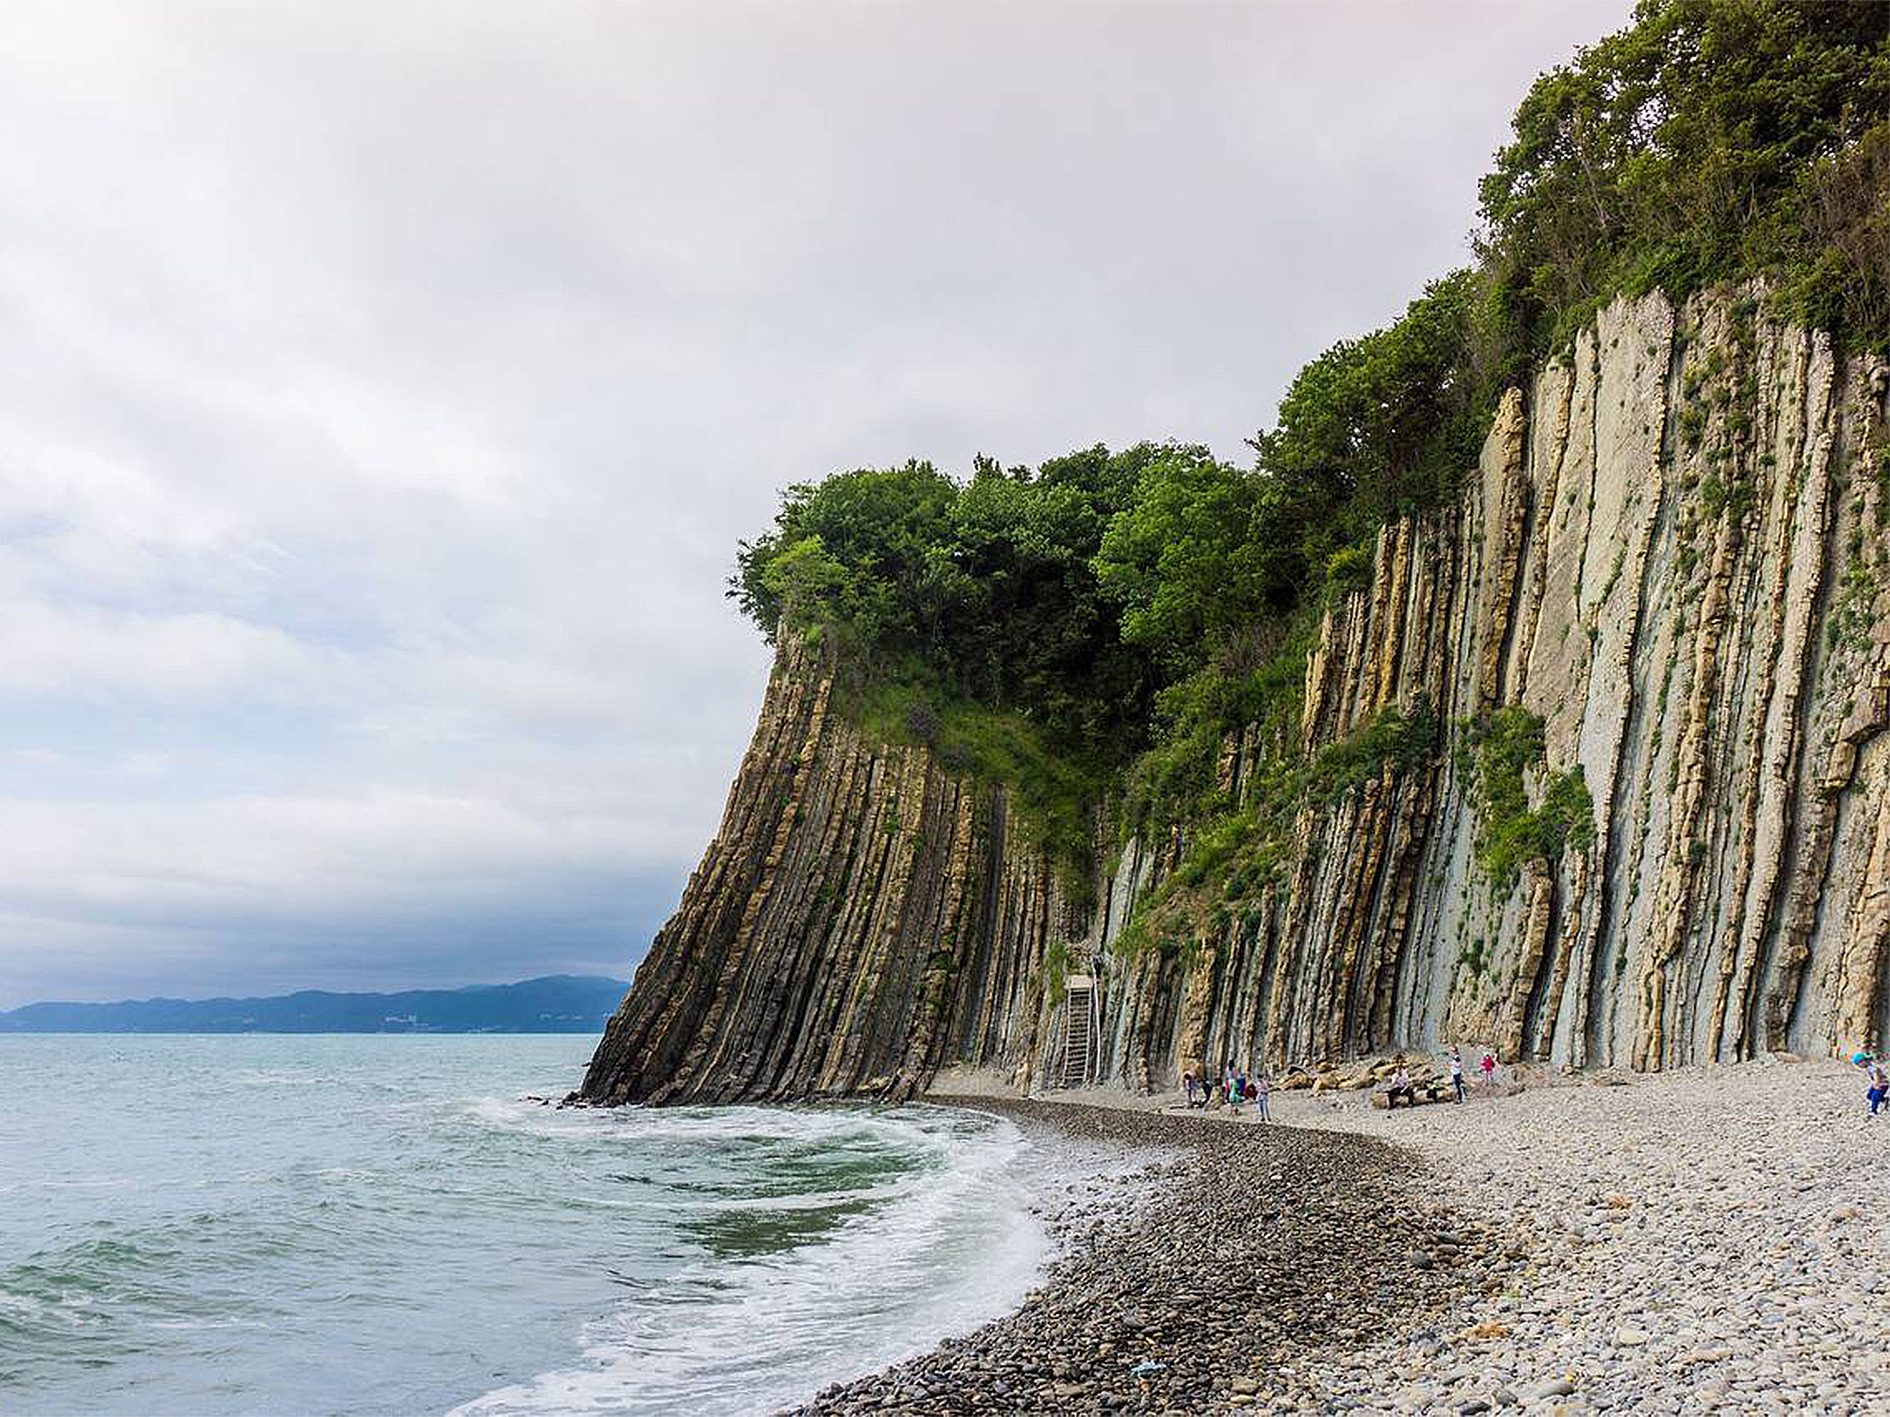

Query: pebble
789,1097,1494,1414
1277,1057,1888,1416
789,1059,1888,1414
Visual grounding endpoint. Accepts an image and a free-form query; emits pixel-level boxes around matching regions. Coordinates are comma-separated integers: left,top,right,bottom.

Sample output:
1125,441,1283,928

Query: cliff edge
581,287,1890,1105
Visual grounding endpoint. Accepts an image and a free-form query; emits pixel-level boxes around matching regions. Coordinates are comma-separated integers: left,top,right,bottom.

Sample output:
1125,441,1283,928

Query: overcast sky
0,0,1628,1007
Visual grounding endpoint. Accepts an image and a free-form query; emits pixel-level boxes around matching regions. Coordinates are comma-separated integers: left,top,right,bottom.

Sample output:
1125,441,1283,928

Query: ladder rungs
1060,979,1094,1087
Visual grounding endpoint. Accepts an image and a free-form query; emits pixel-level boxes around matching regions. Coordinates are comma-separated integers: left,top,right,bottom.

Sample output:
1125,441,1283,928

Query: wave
4,1038,1077,1417
449,1106,1051,1417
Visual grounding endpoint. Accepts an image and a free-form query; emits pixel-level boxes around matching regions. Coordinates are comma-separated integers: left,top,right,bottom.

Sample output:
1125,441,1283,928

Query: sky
0,0,1630,1007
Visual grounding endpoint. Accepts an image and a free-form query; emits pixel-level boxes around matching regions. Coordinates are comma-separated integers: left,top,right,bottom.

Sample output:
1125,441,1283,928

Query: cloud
0,790,679,1004
0,0,1628,1005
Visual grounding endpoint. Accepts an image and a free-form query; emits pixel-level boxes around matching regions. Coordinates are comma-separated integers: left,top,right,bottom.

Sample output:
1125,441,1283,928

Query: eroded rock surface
581,288,1890,1105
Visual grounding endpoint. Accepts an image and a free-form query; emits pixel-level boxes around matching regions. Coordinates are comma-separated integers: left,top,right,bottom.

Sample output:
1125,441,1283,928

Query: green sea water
0,1035,1052,1415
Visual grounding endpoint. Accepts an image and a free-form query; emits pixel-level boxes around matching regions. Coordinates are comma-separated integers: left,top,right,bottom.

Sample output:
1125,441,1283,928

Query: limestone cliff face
582,288,1890,1105
578,640,1085,1104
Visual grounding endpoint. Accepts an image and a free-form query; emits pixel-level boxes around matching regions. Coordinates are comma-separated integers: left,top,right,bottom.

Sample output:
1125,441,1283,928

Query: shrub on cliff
723,0,1886,890
1479,0,1890,357
729,447,1173,880
1253,270,1486,577
1460,708,1597,889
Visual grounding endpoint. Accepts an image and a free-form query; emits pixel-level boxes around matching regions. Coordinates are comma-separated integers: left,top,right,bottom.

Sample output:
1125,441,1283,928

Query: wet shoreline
789,1096,1511,1414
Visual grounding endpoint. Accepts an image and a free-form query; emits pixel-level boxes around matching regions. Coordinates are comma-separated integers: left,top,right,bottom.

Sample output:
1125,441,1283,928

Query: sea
0,1034,1065,1416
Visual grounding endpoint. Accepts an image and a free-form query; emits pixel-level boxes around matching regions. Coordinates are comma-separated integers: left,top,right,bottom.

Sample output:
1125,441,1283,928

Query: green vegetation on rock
853,665,1108,898
1460,709,1597,889
725,0,1882,913
1478,0,1890,357
1112,698,1440,962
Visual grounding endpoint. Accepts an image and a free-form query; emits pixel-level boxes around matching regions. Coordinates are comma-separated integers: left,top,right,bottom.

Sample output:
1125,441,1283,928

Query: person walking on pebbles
1253,1069,1271,1123
1479,1048,1497,1091
1860,1051,1888,1118
1446,1046,1465,1103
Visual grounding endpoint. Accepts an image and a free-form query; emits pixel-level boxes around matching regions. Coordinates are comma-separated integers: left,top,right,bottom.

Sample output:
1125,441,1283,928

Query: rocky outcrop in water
581,288,1890,1105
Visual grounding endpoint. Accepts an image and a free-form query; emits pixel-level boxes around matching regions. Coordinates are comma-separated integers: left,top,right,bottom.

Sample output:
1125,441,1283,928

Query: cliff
580,288,1890,1105
578,648,1088,1104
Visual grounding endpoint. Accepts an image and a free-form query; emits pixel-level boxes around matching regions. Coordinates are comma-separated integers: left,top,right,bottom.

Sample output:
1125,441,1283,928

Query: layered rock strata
578,640,1085,1104
581,288,1890,1105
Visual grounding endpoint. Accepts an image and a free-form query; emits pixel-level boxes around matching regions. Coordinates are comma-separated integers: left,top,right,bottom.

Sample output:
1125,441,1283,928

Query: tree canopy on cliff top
1479,0,1890,360
728,0,1890,841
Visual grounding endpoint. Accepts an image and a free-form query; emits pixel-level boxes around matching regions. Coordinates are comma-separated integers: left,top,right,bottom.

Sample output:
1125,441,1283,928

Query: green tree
1252,270,1484,576
729,461,958,656
1093,447,1276,672
1478,0,1890,350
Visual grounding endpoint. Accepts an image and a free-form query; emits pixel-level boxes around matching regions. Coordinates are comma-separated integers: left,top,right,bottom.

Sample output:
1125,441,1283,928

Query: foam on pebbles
788,1098,1509,1415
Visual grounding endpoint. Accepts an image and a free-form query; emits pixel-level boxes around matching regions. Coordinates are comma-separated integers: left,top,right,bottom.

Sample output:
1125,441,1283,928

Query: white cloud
0,602,315,698
0,0,1628,1005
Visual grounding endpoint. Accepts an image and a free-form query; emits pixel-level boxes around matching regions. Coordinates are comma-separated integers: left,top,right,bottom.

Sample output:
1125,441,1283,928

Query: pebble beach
790,1057,1887,1415
1277,1056,1890,1415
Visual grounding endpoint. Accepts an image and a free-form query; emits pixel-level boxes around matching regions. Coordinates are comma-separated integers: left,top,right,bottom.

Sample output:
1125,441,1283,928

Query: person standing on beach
1447,1047,1465,1103
1183,1070,1197,1108
1479,1049,1497,1091
1863,1053,1888,1117
1254,1071,1271,1123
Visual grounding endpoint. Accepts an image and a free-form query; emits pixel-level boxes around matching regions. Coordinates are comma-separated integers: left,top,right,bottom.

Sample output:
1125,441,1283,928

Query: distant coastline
0,974,628,1033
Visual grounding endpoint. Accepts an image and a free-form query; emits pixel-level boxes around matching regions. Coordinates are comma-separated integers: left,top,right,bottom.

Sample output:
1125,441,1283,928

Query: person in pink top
1479,1049,1497,1090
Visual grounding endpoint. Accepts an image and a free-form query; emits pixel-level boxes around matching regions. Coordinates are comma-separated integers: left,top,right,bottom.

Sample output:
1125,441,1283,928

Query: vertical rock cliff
578,640,1086,1104
581,288,1890,1105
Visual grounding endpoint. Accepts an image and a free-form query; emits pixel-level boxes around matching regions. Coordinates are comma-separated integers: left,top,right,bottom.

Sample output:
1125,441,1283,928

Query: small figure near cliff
1182,1070,1200,1108
1447,1047,1465,1103
1859,1052,1887,1117
1480,1049,1497,1091
1253,1071,1271,1123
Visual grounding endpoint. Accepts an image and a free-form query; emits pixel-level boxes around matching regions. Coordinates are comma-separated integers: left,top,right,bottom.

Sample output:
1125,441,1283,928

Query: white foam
449,1107,1052,1417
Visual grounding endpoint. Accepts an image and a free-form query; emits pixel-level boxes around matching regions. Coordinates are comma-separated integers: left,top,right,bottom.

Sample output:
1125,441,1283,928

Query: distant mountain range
0,975,629,1033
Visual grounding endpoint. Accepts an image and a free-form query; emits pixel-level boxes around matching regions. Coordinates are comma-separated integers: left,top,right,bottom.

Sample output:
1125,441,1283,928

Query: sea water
0,1035,1054,1416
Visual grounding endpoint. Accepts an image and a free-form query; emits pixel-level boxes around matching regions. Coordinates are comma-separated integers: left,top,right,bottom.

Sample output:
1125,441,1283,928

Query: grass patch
1113,698,1440,960
1459,707,1596,890
850,664,1106,904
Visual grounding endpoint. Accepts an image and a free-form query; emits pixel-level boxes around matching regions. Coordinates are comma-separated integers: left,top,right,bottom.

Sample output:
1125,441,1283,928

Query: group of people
1187,1044,1890,1122
1181,1046,1503,1119
1386,1045,1499,1107
1182,1061,1271,1121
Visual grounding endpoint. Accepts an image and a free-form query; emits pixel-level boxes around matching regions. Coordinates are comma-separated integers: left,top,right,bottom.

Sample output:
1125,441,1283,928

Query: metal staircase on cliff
1060,974,1097,1088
